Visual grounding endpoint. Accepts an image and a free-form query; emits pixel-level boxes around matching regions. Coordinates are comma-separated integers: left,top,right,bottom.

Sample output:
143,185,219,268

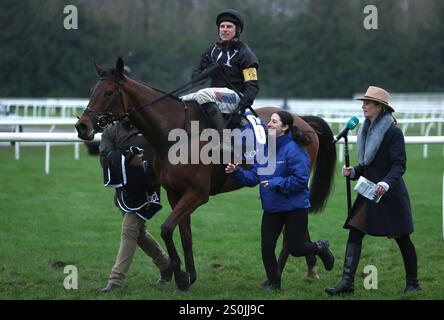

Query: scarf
357,112,394,165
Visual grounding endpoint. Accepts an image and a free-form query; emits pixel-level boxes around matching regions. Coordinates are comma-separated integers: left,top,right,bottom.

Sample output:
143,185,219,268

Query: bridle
83,76,128,131
82,74,194,133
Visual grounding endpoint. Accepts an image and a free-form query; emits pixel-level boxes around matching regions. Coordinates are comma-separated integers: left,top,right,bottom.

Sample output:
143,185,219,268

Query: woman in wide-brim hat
325,86,421,295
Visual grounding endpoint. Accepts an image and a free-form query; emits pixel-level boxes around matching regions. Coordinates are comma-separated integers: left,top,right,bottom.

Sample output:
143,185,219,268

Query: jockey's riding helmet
216,9,244,34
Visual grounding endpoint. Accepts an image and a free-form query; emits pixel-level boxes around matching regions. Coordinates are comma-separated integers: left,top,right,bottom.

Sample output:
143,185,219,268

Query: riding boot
202,102,232,161
314,240,335,271
325,242,361,295
157,262,174,285
404,277,421,293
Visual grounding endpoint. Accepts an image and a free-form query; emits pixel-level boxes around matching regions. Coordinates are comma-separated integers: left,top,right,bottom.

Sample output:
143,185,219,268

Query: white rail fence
2,117,443,167
1,98,87,118
2,96,444,119
1,131,443,174
5,132,444,144
0,118,82,174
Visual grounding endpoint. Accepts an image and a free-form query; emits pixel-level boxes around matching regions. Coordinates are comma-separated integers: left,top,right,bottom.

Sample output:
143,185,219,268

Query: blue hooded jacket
231,132,311,213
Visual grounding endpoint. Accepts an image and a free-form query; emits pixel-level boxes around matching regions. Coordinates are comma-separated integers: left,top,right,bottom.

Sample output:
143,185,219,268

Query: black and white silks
103,149,162,221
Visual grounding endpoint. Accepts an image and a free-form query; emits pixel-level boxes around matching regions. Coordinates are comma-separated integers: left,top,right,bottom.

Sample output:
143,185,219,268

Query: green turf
0,143,443,300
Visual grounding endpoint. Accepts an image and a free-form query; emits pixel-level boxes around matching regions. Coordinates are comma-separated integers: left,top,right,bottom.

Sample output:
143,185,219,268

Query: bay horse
75,57,336,291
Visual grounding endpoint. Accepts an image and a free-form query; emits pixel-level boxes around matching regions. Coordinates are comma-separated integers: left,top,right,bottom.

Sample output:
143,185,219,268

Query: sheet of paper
354,176,382,203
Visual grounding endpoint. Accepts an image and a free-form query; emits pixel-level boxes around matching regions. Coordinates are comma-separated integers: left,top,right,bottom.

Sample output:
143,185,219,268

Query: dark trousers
347,228,418,282
261,209,318,283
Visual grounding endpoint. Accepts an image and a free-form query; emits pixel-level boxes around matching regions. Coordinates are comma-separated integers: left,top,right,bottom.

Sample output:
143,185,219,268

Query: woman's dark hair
276,111,312,146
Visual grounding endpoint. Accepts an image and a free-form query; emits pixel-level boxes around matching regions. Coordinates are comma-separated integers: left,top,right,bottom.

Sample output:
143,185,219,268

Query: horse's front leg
160,212,188,291
179,216,196,285
161,191,207,291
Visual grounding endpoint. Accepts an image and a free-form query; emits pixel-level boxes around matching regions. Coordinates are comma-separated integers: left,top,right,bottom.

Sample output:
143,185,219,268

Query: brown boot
156,263,174,285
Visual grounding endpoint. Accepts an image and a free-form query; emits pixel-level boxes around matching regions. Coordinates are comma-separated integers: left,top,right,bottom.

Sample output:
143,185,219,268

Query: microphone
333,116,359,143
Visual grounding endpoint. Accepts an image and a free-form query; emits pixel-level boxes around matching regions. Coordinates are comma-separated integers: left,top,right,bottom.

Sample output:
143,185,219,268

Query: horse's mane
138,80,183,102
106,68,183,103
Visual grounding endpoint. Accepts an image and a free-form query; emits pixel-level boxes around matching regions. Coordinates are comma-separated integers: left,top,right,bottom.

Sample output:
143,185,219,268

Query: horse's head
75,57,128,141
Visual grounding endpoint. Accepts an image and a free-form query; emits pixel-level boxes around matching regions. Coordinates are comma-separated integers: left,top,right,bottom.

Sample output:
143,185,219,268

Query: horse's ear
116,57,124,78
93,60,104,77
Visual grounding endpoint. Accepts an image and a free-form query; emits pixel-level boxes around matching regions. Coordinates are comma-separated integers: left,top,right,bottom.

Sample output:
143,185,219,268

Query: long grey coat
344,124,414,236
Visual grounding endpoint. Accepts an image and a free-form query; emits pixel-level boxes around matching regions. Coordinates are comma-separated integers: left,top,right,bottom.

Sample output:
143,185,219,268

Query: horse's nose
75,121,85,133
75,121,89,139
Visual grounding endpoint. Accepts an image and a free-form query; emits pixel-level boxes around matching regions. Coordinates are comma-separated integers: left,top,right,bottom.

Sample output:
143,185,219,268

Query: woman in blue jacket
226,111,334,290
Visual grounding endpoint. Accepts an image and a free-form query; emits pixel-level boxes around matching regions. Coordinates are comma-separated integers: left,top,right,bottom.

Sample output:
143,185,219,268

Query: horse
75,57,336,291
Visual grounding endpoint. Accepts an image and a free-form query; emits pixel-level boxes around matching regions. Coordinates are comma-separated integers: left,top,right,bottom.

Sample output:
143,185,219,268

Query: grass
0,143,443,300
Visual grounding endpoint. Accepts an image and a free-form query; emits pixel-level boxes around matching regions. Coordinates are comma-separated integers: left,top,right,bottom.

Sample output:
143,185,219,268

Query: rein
132,80,194,133
134,78,203,112
131,62,222,112
86,76,195,131
85,64,242,132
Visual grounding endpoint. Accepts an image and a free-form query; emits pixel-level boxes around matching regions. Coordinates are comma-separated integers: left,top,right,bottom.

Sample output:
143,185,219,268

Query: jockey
183,8,259,134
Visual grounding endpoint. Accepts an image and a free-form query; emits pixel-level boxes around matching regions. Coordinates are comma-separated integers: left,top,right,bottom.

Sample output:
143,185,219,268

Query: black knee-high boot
314,240,335,271
325,242,361,295
202,102,232,160
203,102,225,133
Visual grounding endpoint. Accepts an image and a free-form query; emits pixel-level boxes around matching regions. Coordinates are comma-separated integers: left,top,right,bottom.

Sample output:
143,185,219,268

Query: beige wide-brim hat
356,86,395,112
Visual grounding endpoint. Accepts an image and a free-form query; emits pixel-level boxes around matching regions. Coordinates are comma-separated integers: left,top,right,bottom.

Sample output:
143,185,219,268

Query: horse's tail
301,116,337,213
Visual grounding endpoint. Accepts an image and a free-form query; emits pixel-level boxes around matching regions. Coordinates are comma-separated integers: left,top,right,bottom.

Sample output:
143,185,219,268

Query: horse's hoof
175,271,191,291
306,266,320,279
306,272,320,279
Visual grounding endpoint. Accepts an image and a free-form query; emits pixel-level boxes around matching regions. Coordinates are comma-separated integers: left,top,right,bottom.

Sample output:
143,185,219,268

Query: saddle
196,102,246,130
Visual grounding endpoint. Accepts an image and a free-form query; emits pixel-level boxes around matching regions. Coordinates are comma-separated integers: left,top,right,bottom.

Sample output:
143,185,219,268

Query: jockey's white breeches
181,87,240,114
